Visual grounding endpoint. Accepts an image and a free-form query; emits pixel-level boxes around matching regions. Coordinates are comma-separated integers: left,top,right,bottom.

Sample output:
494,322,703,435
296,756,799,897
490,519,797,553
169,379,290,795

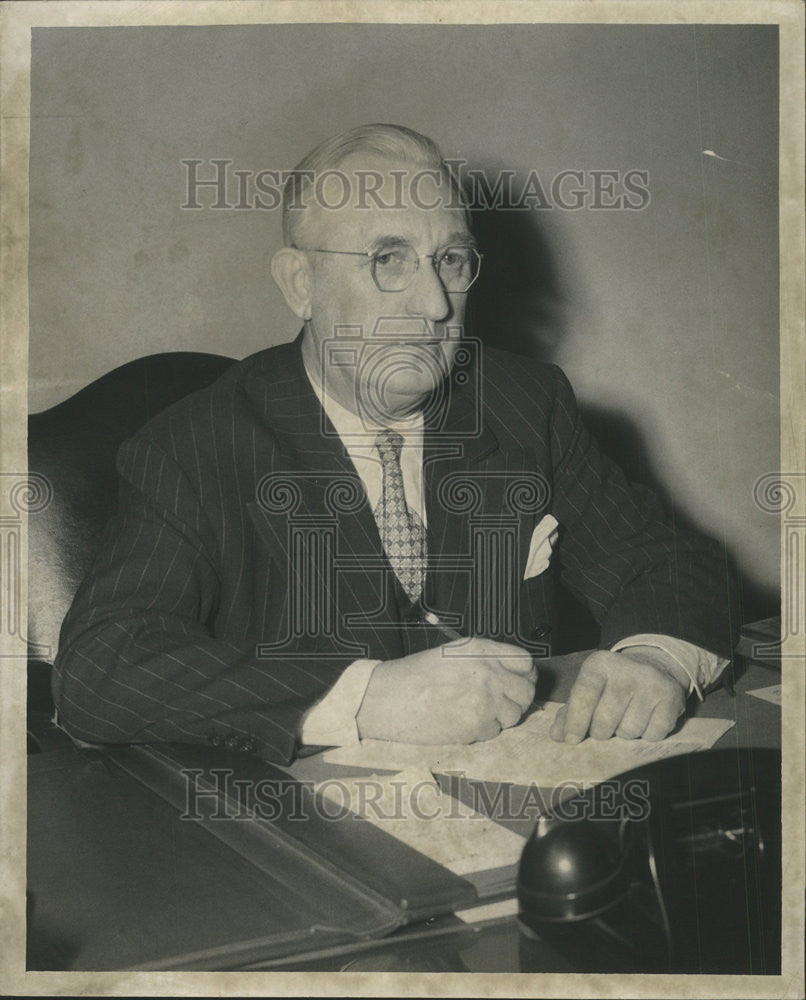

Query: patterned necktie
373,428,427,603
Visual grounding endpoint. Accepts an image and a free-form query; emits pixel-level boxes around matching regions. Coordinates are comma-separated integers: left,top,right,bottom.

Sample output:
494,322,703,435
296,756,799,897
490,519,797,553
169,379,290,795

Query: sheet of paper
317,703,735,788
455,898,519,923
746,684,782,705
313,766,527,877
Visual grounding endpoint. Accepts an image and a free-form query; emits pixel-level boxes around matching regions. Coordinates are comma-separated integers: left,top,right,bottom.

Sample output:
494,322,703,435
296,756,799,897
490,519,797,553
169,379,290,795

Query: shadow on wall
467,199,778,640
468,203,567,361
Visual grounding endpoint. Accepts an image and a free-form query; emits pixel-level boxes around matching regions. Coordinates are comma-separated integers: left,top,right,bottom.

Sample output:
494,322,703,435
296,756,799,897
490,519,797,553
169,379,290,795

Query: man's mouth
371,317,457,343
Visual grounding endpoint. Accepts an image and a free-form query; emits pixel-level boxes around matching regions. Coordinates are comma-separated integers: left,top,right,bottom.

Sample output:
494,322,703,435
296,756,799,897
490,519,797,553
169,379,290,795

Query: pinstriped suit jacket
52,334,738,764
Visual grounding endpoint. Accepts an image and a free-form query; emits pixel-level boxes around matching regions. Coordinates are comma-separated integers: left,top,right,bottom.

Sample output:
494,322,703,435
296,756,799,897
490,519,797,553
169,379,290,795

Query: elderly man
53,123,737,763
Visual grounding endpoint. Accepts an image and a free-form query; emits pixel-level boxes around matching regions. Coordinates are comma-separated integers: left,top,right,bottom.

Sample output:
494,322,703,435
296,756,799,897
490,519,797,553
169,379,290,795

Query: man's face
299,154,474,425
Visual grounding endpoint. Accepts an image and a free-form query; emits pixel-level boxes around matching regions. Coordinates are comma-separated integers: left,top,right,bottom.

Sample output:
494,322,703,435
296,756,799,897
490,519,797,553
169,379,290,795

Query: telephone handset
517,747,781,974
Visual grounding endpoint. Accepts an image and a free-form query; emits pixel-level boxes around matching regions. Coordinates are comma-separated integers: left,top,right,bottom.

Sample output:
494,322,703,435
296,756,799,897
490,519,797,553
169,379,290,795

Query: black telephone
517,747,781,974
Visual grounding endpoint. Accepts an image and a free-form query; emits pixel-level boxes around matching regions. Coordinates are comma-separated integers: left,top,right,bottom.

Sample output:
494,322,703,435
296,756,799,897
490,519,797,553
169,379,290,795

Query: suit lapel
245,335,404,660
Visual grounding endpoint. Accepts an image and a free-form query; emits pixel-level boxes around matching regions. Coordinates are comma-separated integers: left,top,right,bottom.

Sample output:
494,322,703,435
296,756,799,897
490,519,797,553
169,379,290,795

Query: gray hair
282,123,467,246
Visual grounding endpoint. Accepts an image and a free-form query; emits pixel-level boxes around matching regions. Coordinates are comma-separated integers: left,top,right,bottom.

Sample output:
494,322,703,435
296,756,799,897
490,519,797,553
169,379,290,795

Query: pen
422,611,543,711
422,610,463,642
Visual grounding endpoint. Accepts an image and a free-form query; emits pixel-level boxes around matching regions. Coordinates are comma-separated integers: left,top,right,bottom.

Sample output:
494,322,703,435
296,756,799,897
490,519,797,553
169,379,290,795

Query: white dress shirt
300,365,728,747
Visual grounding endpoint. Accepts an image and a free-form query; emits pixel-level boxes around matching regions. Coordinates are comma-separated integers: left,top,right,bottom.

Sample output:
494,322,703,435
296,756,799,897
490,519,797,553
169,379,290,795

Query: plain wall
28,24,779,601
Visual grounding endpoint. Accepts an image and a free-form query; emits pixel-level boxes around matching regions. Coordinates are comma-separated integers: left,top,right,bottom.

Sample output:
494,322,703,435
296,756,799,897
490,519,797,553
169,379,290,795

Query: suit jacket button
225,735,241,750
240,738,255,753
533,624,552,639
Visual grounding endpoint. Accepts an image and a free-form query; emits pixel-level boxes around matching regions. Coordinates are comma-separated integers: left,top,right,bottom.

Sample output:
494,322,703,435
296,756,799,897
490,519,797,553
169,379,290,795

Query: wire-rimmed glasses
303,243,482,293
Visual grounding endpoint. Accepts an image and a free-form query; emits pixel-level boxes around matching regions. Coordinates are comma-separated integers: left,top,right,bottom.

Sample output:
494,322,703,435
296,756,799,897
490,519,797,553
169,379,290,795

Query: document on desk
315,702,735,788
313,766,528,879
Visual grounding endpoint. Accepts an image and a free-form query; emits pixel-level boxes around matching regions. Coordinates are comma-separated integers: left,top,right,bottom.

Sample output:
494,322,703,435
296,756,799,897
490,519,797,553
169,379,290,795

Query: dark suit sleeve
546,366,740,659
52,436,355,764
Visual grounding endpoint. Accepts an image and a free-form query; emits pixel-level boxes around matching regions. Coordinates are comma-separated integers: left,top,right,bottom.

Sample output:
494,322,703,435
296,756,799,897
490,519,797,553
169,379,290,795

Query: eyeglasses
302,243,482,293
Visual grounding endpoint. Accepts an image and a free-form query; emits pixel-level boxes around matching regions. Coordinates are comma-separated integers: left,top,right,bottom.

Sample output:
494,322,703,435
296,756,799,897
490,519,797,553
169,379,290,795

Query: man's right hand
355,638,537,744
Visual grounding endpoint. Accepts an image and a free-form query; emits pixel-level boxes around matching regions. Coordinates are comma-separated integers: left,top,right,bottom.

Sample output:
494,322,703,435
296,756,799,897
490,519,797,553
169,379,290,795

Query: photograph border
1,2,803,997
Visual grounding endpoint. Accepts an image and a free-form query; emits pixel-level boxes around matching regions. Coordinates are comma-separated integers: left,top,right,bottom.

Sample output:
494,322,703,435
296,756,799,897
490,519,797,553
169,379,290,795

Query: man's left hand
549,647,689,744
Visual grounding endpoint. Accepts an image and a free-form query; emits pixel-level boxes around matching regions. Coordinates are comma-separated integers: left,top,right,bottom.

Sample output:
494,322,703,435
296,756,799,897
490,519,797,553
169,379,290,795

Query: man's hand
356,638,536,744
550,647,689,744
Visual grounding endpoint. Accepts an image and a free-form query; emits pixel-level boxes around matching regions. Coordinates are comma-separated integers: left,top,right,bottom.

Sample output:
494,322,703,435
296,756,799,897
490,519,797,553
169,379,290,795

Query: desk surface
26,657,782,972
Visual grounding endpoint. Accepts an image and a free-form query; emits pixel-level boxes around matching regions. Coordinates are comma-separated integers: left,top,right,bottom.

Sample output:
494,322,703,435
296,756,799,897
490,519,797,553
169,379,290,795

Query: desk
26,657,781,972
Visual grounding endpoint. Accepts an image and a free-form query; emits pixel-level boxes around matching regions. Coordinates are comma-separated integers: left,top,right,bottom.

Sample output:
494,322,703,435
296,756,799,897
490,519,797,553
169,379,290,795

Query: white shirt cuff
610,633,729,701
299,659,381,747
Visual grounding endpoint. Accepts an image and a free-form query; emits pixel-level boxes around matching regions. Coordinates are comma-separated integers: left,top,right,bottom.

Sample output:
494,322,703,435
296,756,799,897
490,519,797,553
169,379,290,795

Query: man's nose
403,257,452,323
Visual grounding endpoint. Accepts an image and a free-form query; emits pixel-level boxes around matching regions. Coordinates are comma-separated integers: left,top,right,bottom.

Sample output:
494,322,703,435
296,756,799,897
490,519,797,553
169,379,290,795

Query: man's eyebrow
443,231,477,247
367,235,414,252
366,232,477,252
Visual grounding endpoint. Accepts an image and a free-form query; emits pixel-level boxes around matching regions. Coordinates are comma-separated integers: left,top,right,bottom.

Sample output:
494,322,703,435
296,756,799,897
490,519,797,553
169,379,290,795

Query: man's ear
271,247,314,320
